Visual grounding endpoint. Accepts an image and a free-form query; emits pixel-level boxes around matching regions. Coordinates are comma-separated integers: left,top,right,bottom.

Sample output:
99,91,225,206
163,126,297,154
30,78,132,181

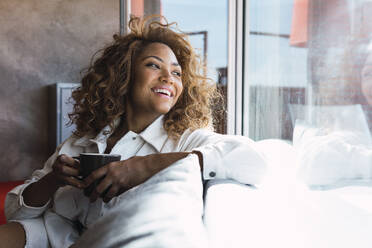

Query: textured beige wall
0,0,119,181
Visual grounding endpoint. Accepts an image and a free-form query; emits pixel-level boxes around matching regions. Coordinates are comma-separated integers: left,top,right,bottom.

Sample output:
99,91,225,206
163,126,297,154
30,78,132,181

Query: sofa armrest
0,181,23,225
203,179,257,248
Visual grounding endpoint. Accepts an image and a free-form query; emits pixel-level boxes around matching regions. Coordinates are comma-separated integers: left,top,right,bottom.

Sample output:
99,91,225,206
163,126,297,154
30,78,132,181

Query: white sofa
203,179,372,248
203,137,372,248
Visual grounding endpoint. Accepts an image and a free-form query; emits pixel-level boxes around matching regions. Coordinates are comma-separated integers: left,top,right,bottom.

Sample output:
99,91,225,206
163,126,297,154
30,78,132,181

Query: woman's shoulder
181,127,254,141
180,127,218,140
177,127,250,148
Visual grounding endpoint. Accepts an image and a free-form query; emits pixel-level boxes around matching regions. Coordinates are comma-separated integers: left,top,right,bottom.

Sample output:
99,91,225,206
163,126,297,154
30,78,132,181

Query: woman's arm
22,155,84,207
5,138,85,220
21,173,61,207
84,129,267,203
177,129,268,184
84,130,268,203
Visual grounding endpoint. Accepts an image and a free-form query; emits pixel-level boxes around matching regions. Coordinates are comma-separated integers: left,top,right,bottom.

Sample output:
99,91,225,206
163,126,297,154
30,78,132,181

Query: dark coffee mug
78,153,121,196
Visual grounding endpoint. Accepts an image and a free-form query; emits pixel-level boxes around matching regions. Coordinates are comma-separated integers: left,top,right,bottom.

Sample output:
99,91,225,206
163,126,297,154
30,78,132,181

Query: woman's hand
84,155,152,203
51,154,85,189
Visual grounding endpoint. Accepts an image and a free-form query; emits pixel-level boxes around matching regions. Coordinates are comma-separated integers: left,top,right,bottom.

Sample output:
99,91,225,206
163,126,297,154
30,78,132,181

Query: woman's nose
159,70,173,83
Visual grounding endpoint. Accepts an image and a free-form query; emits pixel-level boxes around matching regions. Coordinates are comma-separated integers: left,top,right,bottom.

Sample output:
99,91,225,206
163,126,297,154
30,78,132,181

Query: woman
0,16,267,247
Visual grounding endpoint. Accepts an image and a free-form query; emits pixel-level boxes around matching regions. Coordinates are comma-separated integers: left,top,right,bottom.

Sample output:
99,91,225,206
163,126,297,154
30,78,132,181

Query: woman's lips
151,86,174,97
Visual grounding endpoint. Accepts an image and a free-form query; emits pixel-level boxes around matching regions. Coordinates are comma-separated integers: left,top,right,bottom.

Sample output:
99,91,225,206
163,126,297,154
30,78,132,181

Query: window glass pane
246,0,372,189
132,0,229,133
247,0,307,141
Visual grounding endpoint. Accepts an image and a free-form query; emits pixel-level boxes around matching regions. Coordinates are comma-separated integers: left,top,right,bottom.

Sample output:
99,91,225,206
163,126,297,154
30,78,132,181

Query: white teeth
153,88,171,96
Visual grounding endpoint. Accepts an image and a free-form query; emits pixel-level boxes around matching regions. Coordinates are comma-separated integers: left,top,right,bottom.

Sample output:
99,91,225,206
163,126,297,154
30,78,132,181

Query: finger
66,157,81,171
72,158,81,170
89,184,103,203
95,177,113,197
89,188,99,203
59,165,80,177
57,154,77,167
84,166,108,187
103,185,119,203
90,178,112,202
63,176,86,189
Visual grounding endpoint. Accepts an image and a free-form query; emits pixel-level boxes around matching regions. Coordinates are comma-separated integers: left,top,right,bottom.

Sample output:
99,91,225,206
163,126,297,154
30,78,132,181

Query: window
244,0,308,141
243,0,372,142
242,0,372,188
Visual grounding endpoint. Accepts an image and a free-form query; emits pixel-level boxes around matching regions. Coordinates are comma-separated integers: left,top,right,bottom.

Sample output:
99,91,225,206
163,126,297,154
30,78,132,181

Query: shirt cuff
6,182,51,220
193,145,226,180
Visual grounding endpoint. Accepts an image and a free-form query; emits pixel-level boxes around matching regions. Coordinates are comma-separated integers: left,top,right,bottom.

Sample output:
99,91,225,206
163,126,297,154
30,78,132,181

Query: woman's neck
125,103,160,134
126,116,158,133
104,110,159,154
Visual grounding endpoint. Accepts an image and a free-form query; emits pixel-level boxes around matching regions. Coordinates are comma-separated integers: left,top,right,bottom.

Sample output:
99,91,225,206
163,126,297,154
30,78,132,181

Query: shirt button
209,171,216,177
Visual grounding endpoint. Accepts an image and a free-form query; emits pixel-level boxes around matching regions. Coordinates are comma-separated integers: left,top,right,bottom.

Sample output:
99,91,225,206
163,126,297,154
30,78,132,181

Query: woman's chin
154,105,174,115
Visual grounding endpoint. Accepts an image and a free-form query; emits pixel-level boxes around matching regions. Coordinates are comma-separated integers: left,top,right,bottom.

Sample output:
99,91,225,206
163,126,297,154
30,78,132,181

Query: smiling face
128,42,183,120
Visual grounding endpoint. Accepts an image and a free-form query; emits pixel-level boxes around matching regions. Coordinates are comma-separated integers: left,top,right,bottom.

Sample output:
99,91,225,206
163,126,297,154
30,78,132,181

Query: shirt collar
73,115,168,152
73,118,120,147
139,115,169,153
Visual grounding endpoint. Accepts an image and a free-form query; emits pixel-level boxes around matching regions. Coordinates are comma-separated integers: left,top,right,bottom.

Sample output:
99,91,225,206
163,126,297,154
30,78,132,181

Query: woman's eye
146,63,160,69
172,71,182,77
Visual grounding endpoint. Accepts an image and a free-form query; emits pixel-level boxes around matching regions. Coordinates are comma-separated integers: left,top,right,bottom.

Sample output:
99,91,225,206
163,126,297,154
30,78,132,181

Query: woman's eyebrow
142,55,180,67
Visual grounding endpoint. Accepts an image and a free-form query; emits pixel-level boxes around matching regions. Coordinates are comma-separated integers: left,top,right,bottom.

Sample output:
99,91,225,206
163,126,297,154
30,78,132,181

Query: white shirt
5,116,267,247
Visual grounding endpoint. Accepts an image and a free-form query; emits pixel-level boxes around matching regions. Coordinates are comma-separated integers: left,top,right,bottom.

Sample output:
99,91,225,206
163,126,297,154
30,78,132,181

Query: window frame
227,0,247,135
120,0,131,35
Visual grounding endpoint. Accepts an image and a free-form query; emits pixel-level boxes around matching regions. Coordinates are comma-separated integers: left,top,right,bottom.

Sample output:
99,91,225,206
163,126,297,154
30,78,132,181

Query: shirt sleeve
5,146,60,221
177,129,268,185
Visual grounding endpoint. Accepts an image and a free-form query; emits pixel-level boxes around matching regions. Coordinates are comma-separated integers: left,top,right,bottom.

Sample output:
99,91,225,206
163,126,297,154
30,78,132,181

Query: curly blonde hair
69,15,222,139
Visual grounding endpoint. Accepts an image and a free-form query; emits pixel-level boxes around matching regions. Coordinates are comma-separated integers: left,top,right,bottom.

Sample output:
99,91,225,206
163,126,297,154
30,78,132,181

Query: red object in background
0,181,23,225
130,0,162,17
290,0,309,47
131,0,144,17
